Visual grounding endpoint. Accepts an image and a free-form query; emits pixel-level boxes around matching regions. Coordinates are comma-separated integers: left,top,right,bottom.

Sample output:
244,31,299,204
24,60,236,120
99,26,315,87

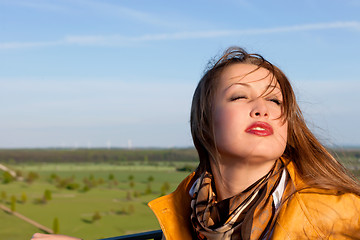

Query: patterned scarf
190,159,285,240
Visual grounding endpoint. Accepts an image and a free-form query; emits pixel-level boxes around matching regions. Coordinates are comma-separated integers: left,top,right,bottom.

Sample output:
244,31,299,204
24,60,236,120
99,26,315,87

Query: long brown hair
190,46,360,195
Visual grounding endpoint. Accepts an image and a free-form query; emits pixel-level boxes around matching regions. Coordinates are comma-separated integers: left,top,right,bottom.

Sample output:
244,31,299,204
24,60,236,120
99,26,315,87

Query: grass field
1,147,359,240
0,163,191,240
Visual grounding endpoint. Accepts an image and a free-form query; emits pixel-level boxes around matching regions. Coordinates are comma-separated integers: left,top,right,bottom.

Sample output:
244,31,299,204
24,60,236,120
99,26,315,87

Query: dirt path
0,204,53,234
0,163,17,177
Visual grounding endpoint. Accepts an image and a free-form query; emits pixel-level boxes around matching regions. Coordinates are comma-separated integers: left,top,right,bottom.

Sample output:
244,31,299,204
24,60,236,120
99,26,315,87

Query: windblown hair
190,46,360,195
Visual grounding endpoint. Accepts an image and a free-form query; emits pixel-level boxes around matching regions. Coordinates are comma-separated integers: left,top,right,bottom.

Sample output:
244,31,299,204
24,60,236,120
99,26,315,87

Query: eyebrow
225,82,281,92
225,82,250,91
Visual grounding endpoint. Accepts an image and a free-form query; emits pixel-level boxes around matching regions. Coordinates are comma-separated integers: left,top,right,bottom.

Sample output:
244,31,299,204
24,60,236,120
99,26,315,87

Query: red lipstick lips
245,121,274,136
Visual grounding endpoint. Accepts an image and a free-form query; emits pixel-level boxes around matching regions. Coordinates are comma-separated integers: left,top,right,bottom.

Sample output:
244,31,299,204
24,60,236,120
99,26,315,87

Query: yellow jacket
148,160,360,239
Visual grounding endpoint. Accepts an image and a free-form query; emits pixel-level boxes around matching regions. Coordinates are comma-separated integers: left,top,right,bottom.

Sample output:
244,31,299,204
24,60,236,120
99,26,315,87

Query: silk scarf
190,159,285,240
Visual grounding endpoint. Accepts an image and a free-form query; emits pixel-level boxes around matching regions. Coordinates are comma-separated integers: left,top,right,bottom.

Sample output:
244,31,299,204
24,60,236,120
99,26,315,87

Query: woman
148,47,360,239
32,47,360,240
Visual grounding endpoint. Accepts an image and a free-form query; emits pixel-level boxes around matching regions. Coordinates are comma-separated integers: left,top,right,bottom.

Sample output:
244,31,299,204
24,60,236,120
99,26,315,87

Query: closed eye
230,96,247,101
269,98,282,106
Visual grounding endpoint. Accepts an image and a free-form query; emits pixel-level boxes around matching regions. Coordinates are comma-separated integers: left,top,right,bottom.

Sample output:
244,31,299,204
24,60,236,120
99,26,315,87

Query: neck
210,158,276,201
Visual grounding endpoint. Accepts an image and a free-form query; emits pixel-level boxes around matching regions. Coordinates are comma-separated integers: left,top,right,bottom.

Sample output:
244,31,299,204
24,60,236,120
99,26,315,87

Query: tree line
0,148,199,164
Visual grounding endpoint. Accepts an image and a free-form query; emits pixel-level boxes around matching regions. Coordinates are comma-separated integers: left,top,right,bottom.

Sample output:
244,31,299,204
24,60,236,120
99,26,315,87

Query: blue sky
0,0,359,148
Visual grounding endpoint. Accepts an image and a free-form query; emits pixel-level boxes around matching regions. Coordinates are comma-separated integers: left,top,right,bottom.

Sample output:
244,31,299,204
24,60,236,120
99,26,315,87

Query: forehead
219,63,278,88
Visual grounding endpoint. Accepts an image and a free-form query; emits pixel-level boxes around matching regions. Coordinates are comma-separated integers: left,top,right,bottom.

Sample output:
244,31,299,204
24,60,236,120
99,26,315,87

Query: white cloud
1,21,359,49
0,0,193,29
70,0,173,28
0,0,70,13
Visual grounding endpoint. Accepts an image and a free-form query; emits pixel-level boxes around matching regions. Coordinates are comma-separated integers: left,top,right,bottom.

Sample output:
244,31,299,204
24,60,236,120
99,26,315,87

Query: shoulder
302,189,360,238
274,187,360,239
148,172,197,240
296,189,360,222
275,160,360,238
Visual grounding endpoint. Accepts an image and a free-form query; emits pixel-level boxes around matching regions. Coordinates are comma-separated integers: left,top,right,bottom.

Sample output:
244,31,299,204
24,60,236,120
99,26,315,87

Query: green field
0,147,359,240
0,163,192,240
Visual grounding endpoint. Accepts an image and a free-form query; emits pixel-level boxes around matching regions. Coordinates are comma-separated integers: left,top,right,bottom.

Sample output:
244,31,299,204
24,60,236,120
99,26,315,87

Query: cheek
268,104,283,119
213,106,248,148
277,121,288,148
213,107,234,141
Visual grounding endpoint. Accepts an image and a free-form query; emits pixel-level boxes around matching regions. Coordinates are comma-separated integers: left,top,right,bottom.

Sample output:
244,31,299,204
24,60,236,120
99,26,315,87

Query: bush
26,171,39,184
11,195,16,212
92,211,101,222
49,173,59,183
126,191,132,201
128,175,134,181
44,189,52,201
145,183,152,195
160,182,170,196
53,217,59,234
66,182,80,190
21,192,27,203
176,165,196,172
147,176,154,182
1,191,6,202
2,171,15,184
82,185,90,192
34,197,47,204
56,177,79,190
133,191,140,198
97,178,104,185
108,173,115,180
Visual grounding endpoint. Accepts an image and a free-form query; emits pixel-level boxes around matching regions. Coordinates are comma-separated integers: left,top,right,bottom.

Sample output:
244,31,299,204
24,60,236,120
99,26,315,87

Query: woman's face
213,63,288,165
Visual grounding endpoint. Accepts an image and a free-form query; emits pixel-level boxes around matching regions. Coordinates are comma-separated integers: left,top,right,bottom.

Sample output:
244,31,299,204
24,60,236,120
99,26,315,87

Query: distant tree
26,171,39,184
147,176,154,183
34,197,47,205
133,190,140,198
89,174,95,181
2,171,15,184
128,204,135,214
53,217,59,234
112,179,119,186
21,192,27,203
176,165,196,172
120,206,127,215
97,177,104,185
82,185,90,192
92,211,101,222
15,170,23,178
108,173,115,180
11,195,16,212
160,182,170,196
1,191,6,202
44,189,52,201
145,183,152,195
66,182,80,190
129,181,135,189
128,174,134,181
126,191,132,201
49,173,59,183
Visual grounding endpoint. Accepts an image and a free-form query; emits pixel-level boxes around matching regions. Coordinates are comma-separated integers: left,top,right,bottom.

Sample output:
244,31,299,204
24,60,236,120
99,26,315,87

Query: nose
250,98,269,118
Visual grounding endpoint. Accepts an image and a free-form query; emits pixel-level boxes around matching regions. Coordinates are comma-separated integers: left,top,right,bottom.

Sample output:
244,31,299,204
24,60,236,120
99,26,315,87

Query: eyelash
230,96,247,101
230,96,282,106
269,98,282,106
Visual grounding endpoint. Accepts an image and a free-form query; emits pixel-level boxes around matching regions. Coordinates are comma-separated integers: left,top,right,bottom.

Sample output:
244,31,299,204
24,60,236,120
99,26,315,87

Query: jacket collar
148,172,196,240
148,159,306,240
